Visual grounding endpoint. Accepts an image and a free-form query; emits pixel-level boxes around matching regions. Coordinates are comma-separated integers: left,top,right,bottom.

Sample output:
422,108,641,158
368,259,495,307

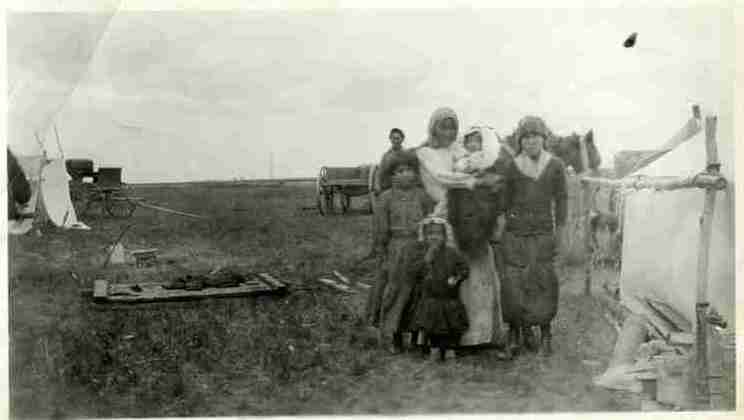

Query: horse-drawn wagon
66,159,138,218
315,164,378,215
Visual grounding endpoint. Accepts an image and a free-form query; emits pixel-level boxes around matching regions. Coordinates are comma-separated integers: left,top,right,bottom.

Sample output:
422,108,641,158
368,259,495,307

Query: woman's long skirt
500,232,559,326
459,244,507,346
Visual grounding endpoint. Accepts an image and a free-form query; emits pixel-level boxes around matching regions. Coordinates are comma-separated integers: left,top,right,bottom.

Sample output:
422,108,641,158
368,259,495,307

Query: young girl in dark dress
413,217,470,362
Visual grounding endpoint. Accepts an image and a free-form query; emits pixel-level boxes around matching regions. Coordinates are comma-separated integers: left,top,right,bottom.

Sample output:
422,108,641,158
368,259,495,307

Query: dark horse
447,129,601,353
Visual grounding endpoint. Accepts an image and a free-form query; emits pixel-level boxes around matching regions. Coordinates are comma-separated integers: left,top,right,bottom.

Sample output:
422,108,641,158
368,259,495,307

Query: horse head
548,130,601,174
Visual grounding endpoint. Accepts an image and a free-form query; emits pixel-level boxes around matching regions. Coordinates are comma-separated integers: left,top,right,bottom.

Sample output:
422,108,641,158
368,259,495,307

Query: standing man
374,128,406,194
369,128,406,259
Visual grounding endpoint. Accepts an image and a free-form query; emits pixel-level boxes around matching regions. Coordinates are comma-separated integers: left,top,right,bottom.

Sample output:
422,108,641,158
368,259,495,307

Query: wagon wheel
69,181,87,215
72,183,97,218
317,187,337,216
339,193,351,214
316,188,329,215
326,188,337,214
103,192,137,218
316,168,328,215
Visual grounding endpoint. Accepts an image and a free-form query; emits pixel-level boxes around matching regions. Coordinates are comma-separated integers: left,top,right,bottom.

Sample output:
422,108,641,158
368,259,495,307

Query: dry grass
10,181,726,418
9,183,384,417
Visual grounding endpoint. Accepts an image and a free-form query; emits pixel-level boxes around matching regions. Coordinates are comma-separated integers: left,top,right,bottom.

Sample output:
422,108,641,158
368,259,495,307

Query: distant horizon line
130,177,317,186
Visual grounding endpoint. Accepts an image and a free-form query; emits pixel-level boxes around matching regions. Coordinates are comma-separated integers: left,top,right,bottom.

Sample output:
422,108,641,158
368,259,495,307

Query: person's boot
421,345,431,358
390,333,403,354
508,327,521,357
429,347,442,362
523,326,538,352
539,334,553,357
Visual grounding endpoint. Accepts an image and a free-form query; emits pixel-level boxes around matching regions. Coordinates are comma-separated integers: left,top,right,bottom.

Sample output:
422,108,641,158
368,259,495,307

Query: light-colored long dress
416,145,506,346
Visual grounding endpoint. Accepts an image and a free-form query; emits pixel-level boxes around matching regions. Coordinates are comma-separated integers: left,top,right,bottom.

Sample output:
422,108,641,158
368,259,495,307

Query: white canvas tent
618,121,734,329
591,108,733,409
9,153,90,235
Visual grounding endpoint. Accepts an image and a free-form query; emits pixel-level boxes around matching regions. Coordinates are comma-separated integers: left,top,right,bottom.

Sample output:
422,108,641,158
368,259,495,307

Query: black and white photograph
4,1,739,418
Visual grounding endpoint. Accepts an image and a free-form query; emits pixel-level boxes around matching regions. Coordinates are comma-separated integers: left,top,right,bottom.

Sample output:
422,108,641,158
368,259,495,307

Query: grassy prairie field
8,180,712,418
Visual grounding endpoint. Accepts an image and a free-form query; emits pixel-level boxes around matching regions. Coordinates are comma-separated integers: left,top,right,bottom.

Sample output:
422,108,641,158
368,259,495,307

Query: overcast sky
7,5,734,182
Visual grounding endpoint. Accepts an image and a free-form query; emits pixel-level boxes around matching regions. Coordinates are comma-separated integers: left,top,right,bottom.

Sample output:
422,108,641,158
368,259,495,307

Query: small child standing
413,217,470,362
365,151,435,354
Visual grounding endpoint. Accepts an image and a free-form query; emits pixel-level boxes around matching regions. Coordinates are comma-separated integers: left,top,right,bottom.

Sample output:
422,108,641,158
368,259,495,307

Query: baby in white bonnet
453,126,497,175
428,126,501,219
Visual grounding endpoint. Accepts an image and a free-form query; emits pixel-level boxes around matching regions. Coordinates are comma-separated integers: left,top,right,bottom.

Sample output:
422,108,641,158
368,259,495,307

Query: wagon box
316,164,378,215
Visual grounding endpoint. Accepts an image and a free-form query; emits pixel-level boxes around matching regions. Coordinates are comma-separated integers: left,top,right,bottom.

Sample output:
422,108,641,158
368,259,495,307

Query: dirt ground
9,182,642,417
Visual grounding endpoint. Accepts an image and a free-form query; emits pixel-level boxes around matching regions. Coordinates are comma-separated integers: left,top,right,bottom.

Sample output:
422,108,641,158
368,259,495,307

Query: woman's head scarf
422,107,459,149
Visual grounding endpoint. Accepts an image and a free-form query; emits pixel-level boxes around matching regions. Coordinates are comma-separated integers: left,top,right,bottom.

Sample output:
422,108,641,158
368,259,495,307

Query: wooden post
695,115,718,410
583,181,592,296
579,133,593,296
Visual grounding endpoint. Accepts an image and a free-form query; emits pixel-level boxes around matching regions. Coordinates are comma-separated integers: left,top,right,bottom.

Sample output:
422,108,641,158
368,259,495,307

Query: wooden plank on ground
626,295,677,340
92,273,287,304
256,273,287,289
104,282,271,303
333,270,351,284
317,278,354,293
646,298,693,332
669,332,695,346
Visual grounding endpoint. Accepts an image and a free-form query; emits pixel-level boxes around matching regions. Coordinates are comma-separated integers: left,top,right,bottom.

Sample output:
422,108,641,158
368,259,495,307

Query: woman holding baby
414,107,508,352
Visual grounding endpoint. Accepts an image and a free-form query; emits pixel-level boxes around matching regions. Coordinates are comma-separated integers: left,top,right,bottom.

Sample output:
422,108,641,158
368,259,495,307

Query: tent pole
694,115,719,410
54,124,64,159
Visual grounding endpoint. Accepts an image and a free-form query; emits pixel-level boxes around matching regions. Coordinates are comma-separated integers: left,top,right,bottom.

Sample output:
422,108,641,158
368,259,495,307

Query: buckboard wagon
66,159,138,218
316,164,378,215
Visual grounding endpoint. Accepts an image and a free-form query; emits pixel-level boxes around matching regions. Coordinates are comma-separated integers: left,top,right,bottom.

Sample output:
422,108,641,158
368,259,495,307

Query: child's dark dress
413,244,470,343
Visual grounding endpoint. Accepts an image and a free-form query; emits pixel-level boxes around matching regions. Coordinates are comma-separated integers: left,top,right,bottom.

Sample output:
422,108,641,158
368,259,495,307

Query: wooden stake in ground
103,223,135,268
695,115,719,410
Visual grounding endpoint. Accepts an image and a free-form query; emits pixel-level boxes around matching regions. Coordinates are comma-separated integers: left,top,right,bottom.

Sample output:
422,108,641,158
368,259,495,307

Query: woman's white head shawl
423,107,459,148
417,216,457,249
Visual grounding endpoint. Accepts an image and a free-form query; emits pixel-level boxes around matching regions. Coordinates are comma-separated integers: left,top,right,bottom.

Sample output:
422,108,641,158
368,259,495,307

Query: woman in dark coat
7,148,31,220
501,116,567,356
